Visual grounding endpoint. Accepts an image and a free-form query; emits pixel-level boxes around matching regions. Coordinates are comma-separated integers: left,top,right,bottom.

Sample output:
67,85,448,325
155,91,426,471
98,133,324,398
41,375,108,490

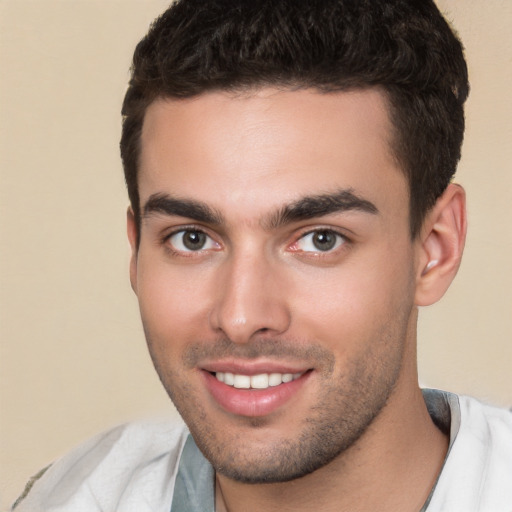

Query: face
130,88,419,483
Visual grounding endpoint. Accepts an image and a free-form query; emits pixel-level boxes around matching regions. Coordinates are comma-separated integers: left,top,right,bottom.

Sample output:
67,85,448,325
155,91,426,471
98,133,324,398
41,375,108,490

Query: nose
209,251,291,344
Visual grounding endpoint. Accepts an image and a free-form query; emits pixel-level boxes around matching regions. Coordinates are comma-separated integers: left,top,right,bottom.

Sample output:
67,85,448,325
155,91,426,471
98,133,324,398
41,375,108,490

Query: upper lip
200,358,311,376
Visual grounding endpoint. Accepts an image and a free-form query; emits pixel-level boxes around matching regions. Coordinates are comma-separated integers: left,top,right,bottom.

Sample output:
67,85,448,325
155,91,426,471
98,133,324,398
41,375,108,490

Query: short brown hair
120,0,468,239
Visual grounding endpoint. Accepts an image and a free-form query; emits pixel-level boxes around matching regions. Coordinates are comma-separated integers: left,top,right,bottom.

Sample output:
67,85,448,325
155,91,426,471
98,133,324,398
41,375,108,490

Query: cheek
136,259,213,350
292,249,415,350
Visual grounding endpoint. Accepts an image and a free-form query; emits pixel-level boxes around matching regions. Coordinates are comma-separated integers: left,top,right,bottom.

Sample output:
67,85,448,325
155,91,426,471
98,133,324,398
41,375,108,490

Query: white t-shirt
13,390,512,512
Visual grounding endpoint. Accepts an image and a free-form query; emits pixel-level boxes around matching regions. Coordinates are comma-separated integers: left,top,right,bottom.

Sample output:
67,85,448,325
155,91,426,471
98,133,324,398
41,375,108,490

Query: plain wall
1,1,511,509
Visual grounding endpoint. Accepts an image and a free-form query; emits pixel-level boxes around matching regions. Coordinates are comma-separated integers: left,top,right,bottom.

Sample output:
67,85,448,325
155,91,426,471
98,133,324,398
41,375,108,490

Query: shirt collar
170,434,215,512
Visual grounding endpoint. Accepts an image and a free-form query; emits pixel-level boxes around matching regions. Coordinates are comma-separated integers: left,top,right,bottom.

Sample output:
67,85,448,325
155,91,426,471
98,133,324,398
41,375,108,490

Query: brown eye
182,231,206,250
168,230,217,252
312,231,338,251
296,230,344,252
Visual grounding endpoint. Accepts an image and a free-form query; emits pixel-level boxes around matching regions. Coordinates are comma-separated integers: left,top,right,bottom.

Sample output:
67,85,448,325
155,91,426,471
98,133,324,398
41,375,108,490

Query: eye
295,229,345,252
167,229,219,252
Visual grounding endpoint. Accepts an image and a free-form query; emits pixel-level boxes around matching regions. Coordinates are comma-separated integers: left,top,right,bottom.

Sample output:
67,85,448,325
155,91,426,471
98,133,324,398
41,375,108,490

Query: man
13,0,512,511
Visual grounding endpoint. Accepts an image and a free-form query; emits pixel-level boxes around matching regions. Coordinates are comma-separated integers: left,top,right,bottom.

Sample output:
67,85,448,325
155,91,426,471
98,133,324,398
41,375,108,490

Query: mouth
202,366,312,417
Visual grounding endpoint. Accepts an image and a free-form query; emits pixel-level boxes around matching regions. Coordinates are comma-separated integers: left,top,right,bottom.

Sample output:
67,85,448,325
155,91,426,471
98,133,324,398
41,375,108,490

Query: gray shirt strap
420,388,461,511
171,434,215,512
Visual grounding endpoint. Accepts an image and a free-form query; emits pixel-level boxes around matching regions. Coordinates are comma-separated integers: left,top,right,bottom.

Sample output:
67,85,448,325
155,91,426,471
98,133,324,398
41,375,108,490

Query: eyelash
289,228,350,256
161,226,219,257
161,226,351,258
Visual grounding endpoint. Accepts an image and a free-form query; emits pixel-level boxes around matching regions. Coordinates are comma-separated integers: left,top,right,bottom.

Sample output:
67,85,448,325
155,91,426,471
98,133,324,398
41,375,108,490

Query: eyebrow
142,188,378,229
143,193,224,225
264,189,378,229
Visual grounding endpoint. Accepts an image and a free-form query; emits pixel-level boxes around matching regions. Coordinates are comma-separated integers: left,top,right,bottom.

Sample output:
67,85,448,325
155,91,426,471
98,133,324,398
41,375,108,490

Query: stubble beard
145,326,406,484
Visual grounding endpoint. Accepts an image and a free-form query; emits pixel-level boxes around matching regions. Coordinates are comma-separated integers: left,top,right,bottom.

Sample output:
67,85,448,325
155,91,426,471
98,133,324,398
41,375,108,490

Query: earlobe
127,207,139,294
415,184,467,306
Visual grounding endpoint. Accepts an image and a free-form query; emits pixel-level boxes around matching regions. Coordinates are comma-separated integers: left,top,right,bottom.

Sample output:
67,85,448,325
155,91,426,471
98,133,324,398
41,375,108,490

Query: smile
215,372,303,389
204,368,312,417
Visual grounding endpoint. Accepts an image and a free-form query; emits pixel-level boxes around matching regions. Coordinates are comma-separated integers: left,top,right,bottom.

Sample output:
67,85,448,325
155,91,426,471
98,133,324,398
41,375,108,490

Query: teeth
215,371,303,389
251,374,269,389
233,375,251,389
268,373,282,386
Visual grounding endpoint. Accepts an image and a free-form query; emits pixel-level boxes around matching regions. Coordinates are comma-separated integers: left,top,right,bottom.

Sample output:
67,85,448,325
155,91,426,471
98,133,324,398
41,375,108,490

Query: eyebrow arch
265,189,378,229
143,193,224,225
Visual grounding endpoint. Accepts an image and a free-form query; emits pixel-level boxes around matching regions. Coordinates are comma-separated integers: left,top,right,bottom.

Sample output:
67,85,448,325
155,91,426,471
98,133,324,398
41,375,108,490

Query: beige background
0,1,511,509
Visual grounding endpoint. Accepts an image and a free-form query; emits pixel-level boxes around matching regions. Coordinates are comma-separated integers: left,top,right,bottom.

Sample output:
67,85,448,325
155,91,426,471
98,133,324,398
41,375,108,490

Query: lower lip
202,371,311,417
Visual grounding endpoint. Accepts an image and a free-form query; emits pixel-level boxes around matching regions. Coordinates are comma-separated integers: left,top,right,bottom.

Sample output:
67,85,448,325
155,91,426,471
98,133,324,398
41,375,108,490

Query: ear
414,184,467,306
127,207,139,294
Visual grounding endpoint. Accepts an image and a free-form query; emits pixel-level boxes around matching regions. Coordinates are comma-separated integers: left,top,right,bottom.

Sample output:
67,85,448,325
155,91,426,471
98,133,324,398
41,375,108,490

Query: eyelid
288,227,350,254
163,225,221,254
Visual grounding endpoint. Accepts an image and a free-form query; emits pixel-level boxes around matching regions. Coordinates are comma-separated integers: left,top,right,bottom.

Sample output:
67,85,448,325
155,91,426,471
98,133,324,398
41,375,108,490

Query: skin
128,88,466,511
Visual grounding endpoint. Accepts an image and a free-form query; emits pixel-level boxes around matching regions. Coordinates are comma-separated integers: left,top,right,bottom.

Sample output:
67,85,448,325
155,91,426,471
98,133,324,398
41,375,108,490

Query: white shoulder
458,396,512,483
427,395,512,511
13,418,190,512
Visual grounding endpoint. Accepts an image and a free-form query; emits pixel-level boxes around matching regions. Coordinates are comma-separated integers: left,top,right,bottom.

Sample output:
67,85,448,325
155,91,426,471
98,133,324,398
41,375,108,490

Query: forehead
139,87,407,220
